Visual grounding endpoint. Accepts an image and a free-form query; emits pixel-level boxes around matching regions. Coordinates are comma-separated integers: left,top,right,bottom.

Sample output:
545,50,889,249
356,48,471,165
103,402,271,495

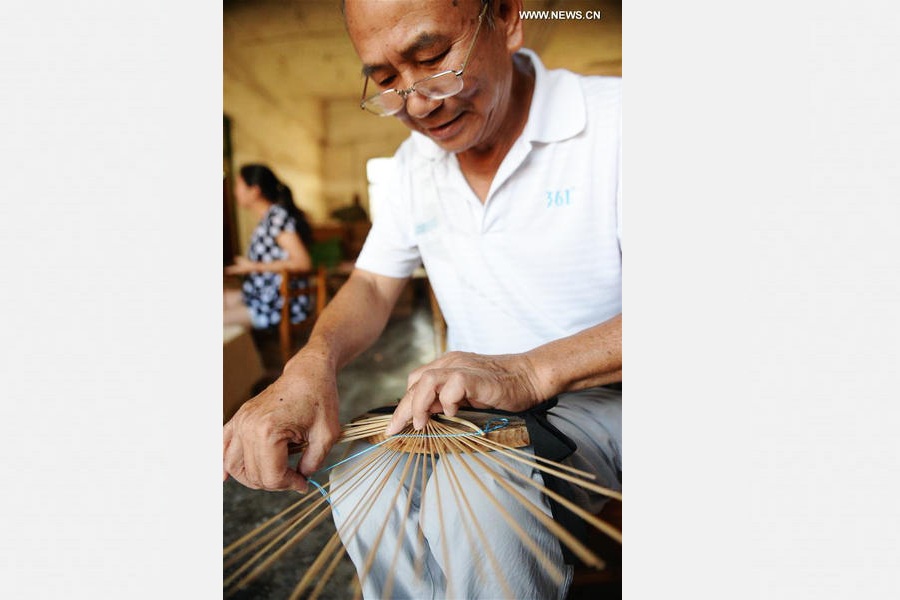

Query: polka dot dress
241,205,310,329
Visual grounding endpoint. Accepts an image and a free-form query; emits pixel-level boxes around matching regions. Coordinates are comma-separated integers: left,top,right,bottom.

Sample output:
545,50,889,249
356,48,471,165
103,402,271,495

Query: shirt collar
519,48,586,144
410,48,586,158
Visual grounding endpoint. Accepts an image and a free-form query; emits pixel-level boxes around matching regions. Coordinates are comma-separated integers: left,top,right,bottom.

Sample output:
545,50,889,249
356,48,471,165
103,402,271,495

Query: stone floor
223,288,621,599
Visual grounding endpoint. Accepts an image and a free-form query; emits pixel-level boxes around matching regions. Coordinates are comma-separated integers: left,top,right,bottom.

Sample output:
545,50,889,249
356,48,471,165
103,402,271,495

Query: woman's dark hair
240,164,314,249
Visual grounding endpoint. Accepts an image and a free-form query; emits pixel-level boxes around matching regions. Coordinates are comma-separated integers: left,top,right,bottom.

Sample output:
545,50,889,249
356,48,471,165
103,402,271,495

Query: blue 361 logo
546,189,572,207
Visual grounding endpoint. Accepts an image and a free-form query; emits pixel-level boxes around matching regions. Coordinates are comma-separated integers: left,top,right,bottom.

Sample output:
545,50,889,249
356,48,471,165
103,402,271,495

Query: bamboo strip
224,486,321,557
434,432,566,584
287,526,343,600
381,431,427,599
423,426,453,599
223,493,324,571
350,447,420,600
229,442,395,593
436,433,514,599
225,498,333,591
305,532,350,600
319,448,407,600
411,426,431,583
451,431,615,561
468,435,623,501
471,441,623,544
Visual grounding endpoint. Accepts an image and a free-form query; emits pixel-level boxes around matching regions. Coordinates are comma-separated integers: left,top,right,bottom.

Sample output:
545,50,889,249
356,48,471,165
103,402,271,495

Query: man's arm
223,268,409,492
385,314,622,434
297,268,410,374
526,313,622,395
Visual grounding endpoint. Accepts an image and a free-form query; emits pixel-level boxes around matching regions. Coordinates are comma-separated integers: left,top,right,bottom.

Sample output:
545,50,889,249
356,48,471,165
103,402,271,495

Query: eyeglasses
359,2,488,116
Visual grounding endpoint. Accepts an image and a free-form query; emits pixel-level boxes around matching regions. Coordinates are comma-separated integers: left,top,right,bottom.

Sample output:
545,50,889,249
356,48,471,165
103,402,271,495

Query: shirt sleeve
268,205,296,237
616,102,622,255
354,150,423,279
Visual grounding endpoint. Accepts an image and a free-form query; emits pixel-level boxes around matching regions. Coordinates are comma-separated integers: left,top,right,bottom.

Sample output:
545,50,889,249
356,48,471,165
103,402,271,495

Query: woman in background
224,164,314,329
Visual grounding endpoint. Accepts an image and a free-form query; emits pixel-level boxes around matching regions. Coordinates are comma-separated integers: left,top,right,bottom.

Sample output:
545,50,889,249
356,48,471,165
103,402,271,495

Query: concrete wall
322,100,411,218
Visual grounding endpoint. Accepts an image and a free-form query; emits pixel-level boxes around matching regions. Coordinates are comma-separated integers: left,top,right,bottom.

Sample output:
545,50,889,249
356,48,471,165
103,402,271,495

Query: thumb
286,468,309,494
299,437,330,481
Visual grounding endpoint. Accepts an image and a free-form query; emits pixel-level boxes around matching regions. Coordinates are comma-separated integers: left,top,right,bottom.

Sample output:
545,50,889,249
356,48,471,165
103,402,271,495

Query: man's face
345,0,519,154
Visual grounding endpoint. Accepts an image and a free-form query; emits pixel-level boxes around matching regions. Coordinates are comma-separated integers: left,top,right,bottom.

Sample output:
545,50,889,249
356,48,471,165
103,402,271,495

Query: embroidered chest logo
414,217,439,235
545,188,572,208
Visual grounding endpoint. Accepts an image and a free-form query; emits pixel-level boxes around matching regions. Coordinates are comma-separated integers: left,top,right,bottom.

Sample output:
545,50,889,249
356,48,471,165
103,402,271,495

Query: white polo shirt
355,49,622,355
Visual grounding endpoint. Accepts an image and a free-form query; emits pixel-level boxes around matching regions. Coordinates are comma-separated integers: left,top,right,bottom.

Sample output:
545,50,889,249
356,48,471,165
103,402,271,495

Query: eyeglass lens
416,72,464,99
366,71,463,116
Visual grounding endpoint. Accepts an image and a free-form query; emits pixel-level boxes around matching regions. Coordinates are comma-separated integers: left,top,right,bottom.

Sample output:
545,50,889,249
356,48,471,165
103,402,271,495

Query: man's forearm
285,269,408,374
524,313,622,398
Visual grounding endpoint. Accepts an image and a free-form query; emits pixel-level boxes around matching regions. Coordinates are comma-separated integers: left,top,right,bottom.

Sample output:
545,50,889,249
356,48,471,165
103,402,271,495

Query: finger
223,422,234,481
405,352,455,391
298,440,331,491
410,372,441,430
385,389,414,436
298,441,326,480
223,430,255,489
253,438,305,491
436,372,467,418
405,364,427,392
238,431,265,487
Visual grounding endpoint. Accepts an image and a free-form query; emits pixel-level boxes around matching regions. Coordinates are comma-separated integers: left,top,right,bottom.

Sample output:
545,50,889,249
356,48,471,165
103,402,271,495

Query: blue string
304,417,510,510
306,479,340,518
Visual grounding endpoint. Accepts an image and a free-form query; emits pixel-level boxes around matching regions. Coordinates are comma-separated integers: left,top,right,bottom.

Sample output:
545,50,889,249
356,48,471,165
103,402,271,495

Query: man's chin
419,112,471,150
430,136,471,154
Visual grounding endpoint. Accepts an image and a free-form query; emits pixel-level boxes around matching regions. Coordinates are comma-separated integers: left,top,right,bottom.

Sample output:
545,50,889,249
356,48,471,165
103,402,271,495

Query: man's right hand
222,352,341,493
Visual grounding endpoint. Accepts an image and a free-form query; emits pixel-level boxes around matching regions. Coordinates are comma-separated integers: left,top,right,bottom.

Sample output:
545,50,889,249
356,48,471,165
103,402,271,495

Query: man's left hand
384,351,545,435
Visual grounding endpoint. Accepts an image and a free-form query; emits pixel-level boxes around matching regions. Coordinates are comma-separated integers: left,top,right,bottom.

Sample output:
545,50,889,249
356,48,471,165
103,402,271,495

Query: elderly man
223,0,621,597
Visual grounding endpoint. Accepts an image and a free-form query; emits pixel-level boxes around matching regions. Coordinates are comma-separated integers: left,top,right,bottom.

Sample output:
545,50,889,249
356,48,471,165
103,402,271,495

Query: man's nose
404,91,442,120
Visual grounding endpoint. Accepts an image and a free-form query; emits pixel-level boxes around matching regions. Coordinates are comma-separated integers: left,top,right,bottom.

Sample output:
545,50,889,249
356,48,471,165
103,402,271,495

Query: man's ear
494,0,525,54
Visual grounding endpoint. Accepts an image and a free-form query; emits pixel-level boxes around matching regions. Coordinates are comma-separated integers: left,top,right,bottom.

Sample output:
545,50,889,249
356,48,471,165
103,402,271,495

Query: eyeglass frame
359,1,489,116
